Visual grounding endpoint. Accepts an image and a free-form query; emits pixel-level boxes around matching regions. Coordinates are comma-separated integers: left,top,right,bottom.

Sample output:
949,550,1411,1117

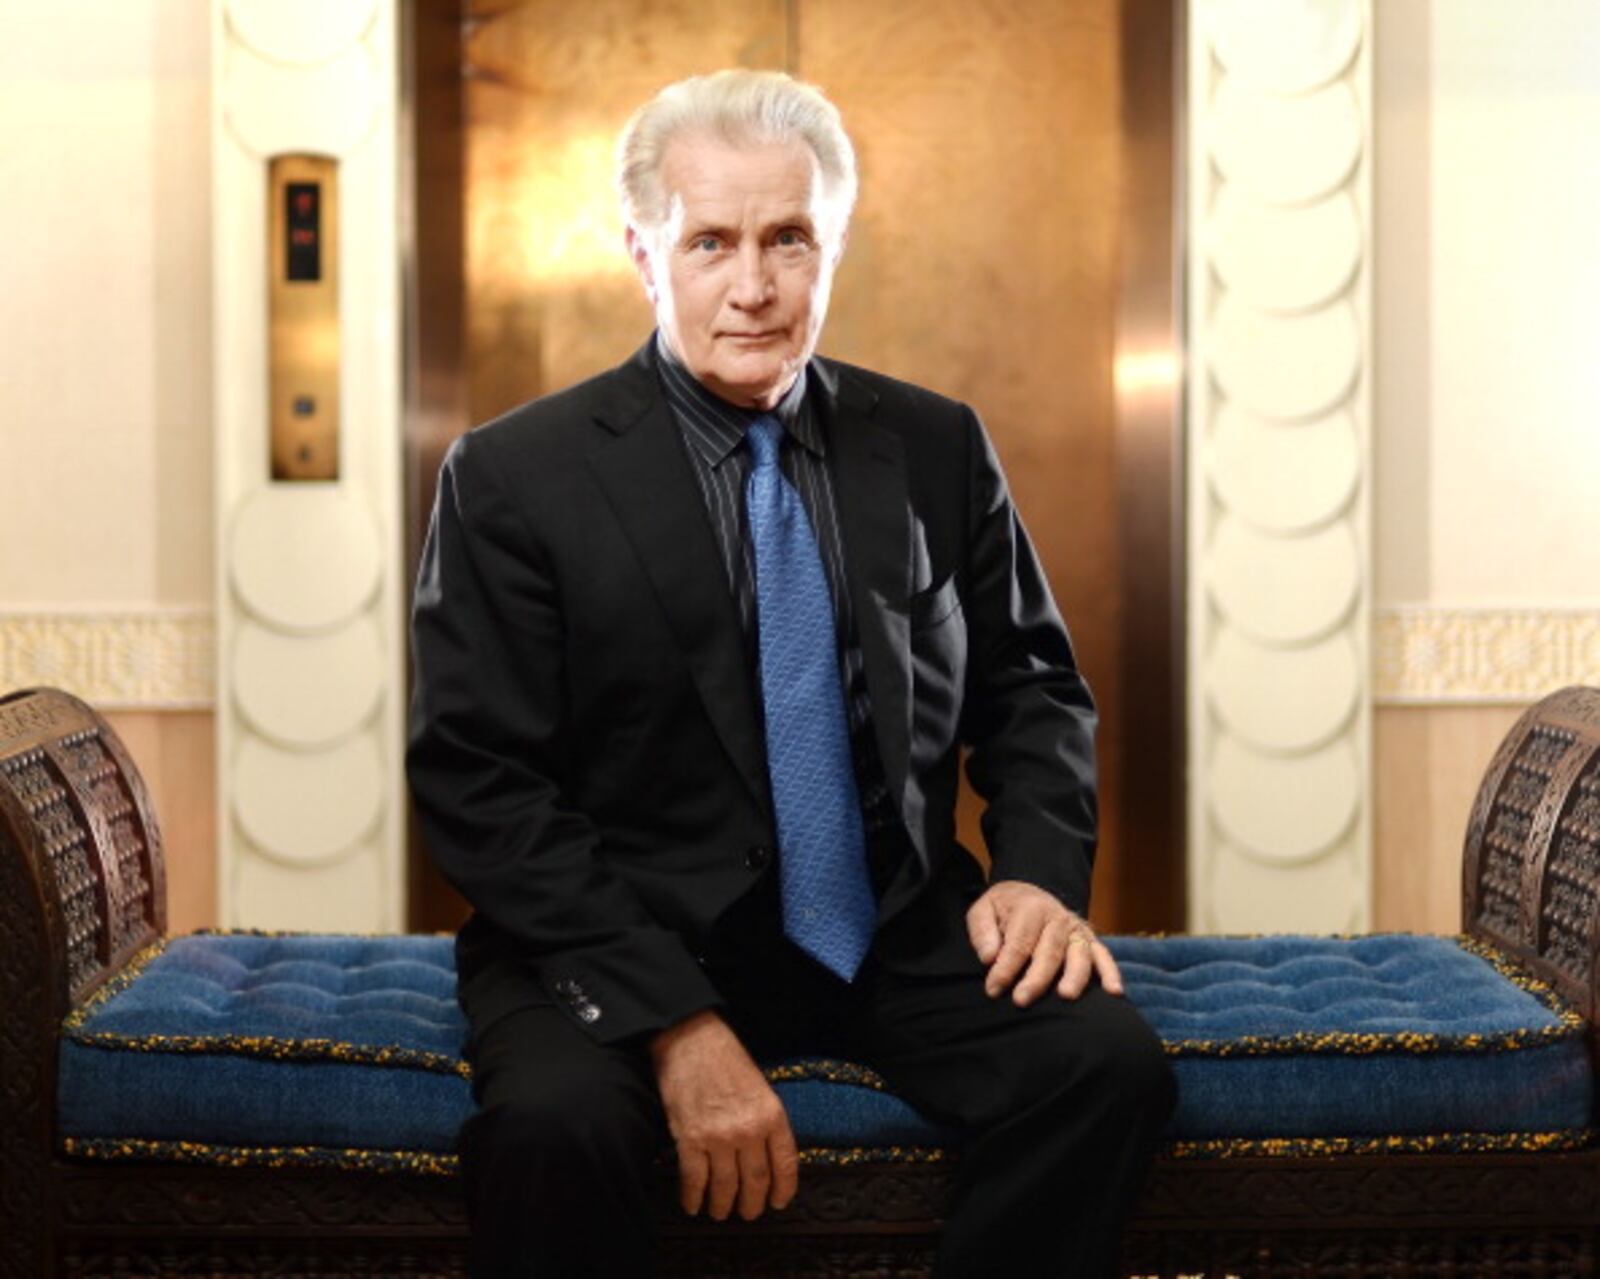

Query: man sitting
407,67,1174,1278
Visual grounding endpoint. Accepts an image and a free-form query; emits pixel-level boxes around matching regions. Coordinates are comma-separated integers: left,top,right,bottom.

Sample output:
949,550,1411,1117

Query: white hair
616,69,857,238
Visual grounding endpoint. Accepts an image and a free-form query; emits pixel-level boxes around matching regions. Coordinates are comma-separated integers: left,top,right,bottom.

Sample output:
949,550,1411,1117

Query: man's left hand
966,880,1123,1005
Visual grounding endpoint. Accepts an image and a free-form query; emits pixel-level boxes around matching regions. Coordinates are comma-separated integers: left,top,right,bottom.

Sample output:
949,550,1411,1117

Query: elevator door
408,0,1180,935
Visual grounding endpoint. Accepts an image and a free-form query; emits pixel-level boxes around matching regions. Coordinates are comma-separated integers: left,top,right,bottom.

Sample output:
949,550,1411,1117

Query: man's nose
729,243,774,309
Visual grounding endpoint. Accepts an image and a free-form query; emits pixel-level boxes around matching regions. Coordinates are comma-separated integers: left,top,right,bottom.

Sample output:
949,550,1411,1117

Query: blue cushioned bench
6,685,1600,1278
54,932,1591,1172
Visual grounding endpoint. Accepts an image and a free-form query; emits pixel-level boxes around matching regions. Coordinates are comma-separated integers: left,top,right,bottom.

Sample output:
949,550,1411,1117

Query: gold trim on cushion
61,940,169,1030
64,1131,1593,1175
60,1136,953,1174
1167,1130,1595,1160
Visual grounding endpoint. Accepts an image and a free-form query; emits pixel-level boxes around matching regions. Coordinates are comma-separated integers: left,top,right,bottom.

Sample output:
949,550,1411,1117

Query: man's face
628,132,845,410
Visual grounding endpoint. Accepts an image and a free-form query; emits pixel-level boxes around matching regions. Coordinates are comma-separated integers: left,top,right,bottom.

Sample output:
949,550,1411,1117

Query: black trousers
459,871,1175,1278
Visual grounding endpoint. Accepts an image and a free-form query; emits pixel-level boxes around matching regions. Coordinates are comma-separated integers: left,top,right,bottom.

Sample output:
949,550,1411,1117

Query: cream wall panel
1369,7,1600,935
0,71,156,598
233,838,388,934
224,0,379,66
223,39,378,159
1373,705,1522,934
1210,736,1360,865
1210,78,1360,204
1210,190,1361,314
104,711,218,936
1210,299,1359,421
1211,406,1359,533
233,733,384,864
211,127,270,507
1374,1,1600,609
1206,837,1365,935
1426,3,1600,605
1371,0,1432,606
1210,629,1359,755
1188,0,1373,935
0,5,216,951
0,1,212,607
212,0,402,932
233,617,383,747
1208,0,1362,93
229,488,382,631
1208,517,1359,645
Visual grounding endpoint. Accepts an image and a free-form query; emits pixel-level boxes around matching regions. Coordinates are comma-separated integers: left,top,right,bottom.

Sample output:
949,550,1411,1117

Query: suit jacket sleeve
406,431,722,1045
957,408,1099,915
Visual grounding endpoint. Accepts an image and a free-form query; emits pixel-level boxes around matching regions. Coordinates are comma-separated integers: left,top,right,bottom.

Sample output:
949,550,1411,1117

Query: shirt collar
655,331,822,467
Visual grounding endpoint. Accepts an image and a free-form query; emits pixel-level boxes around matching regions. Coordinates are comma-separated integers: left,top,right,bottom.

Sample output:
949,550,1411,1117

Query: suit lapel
816,361,915,821
585,346,771,815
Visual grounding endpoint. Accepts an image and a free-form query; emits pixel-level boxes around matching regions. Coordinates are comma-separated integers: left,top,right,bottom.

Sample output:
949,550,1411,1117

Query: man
408,68,1173,1277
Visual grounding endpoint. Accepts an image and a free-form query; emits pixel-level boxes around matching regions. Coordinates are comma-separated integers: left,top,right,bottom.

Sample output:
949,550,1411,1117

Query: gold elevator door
408,0,1180,936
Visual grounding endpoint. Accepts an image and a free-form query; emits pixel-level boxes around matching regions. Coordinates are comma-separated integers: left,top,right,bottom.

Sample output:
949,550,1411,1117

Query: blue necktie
745,415,876,981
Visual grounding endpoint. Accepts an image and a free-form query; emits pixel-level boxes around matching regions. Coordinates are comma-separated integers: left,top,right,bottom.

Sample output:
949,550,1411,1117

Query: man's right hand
649,1009,800,1221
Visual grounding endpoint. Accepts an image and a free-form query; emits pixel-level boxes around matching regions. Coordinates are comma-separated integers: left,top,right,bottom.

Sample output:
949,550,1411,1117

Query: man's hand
649,1010,800,1221
967,879,1123,1005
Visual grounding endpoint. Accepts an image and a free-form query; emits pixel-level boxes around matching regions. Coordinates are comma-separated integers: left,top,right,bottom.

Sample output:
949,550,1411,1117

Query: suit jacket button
745,845,771,871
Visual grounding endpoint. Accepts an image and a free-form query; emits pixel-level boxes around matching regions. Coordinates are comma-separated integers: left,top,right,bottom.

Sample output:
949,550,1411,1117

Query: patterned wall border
0,610,214,710
3,605,1594,713
1376,607,1600,706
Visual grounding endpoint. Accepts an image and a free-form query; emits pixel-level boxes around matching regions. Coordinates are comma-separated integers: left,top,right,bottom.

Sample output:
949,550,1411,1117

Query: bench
4,684,1599,1277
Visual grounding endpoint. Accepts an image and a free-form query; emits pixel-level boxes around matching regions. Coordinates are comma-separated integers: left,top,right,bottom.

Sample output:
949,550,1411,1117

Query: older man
408,69,1173,1277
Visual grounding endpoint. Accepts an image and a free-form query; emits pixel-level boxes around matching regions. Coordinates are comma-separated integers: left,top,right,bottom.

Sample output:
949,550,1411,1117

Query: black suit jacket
407,339,1097,1046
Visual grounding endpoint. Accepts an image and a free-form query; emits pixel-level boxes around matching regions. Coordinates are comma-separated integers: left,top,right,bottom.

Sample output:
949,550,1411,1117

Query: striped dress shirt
654,337,895,837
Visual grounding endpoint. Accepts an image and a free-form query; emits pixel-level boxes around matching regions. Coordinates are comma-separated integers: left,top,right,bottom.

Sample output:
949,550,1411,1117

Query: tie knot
747,415,783,469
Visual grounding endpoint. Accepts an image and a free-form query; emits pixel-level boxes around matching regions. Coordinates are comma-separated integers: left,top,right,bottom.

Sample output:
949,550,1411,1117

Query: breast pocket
908,575,962,632
906,575,966,759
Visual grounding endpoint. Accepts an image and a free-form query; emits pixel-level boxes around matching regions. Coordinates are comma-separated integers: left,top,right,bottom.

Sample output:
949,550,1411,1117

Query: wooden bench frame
4,685,1600,1278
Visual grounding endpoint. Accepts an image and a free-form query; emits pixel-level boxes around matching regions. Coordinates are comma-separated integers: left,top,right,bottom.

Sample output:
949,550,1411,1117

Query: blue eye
693,236,720,252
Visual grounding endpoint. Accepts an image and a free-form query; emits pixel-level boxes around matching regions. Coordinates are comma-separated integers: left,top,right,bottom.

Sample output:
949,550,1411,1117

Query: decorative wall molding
13,602,1582,716
1376,607,1600,705
0,610,214,710
1186,0,1374,935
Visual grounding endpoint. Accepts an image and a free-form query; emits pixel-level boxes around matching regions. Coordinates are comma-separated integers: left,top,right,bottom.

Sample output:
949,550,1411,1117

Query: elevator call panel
268,155,339,481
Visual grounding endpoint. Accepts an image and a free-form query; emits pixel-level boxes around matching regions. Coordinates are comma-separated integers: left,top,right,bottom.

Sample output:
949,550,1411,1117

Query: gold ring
1069,934,1093,949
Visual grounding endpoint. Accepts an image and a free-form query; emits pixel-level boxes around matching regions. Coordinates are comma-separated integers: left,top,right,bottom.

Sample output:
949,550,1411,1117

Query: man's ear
626,225,658,304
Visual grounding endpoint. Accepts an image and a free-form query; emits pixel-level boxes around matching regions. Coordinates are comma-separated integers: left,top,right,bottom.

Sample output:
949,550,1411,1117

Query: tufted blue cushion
59,935,474,1154
58,931,1591,1168
1111,934,1592,1141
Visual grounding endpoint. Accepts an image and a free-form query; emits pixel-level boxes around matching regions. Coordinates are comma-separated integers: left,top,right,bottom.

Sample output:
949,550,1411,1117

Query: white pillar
212,0,404,930
1185,0,1374,932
